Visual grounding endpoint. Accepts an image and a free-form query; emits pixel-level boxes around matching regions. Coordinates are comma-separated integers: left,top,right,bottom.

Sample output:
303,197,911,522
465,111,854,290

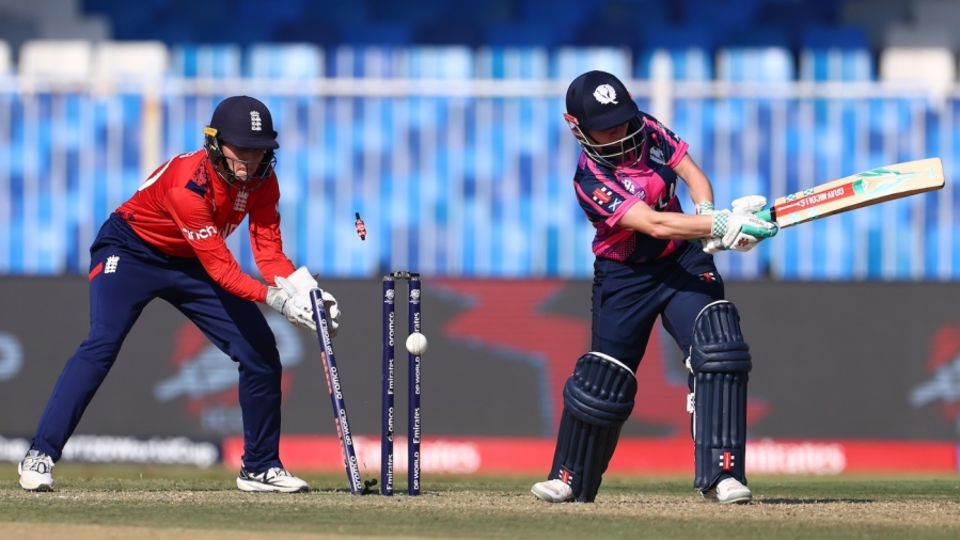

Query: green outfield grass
1,465,959,539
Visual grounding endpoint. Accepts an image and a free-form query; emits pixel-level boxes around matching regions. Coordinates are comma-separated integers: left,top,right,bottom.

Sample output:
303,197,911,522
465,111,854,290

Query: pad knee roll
550,352,636,502
689,301,752,491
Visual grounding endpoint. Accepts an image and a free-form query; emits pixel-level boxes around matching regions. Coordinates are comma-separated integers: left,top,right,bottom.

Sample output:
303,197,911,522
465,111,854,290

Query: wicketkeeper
531,71,778,504
18,96,336,493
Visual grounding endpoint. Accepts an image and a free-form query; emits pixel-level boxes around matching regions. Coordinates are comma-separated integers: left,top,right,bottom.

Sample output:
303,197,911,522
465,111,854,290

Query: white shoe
531,479,573,503
703,476,752,504
18,449,55,492
237,466,310,493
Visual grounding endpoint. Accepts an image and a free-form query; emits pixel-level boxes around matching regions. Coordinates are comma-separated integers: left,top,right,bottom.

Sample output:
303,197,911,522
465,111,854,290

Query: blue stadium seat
635,48,712,81
246,44,324,79
236,0,306,24
413,20,484,46
755,0,840,27
682,0,759,36
475,47,549,79
638,25,718,53
717,47,795,82
799,47,872,81
339,23,414,47
519,0,589,40
398,47,474,79
171,45,243,79
325,45,475,79
550,48,632,81
485,23,560,49
800,25,869,50
371,0,444,25
326,46,394,77
722,27,794,48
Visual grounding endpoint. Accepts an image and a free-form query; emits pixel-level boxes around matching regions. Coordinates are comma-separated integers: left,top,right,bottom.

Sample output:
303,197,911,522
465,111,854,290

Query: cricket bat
757,158,945,227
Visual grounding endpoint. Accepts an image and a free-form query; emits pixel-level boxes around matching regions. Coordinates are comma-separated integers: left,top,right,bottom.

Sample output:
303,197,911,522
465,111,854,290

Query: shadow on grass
757,498,876,505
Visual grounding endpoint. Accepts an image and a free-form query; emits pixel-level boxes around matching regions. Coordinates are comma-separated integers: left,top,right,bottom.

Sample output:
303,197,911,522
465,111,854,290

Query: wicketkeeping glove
273,267,341,335
265,284,316,331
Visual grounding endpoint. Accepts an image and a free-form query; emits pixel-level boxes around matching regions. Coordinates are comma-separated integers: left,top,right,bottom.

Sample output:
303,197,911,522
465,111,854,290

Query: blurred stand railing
0,73,955,280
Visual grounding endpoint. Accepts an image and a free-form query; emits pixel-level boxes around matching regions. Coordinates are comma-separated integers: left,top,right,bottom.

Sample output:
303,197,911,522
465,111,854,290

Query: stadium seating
171,45,243,79
18,40,93,80
247,44,324,79
56,0,952,54
1,1,959,280
880,47,955,93
93,41,169,82
0,41,10,75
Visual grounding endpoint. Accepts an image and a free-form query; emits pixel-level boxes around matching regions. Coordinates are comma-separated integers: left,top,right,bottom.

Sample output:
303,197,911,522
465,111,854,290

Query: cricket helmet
204,95,278,189
564,70,645,168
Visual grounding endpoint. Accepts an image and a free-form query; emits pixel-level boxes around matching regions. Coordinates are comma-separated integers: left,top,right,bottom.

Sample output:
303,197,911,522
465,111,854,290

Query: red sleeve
248,180,296,285
163,187,270,303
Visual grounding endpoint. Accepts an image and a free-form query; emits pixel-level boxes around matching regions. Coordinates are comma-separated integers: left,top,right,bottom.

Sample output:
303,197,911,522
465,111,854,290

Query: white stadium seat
879,47,955,93
0,40,10,75
18,39,93,80
94,41,169,82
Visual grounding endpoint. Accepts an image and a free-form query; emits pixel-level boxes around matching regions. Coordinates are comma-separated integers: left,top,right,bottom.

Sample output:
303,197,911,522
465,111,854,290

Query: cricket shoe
702,476,752,504
237,466,310,493
531,479,573,503
18,449,55,492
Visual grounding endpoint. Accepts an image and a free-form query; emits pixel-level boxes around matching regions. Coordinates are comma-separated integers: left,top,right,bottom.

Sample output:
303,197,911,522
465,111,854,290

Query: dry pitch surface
1,466,959,539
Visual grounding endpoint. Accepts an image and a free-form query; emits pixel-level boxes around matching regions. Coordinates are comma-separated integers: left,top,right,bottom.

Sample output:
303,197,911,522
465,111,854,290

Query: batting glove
706,196,778,254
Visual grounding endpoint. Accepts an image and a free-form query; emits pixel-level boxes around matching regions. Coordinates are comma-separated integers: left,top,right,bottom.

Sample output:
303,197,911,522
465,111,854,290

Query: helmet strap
203,127,273,190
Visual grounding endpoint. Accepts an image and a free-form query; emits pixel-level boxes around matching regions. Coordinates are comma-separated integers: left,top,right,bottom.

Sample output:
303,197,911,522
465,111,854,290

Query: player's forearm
674,155,714,205
686,179,713,207
619,205,713,239
646,213,713,239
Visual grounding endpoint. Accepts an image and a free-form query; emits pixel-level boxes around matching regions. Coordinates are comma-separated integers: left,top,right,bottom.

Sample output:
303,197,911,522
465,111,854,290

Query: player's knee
687,300,752,374
77,331,125,362
258,349,282,376
564,352,637,425
233,344,282,377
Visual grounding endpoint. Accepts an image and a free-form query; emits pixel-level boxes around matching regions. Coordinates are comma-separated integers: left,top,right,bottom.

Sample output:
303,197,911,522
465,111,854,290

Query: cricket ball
405,332,428,355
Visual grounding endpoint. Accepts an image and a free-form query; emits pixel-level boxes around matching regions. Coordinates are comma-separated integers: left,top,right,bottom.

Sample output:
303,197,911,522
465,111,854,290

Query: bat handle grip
756,208,775,223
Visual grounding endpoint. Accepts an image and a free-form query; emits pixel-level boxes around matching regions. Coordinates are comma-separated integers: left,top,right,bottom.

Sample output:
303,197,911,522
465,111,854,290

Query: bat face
759,158,945,227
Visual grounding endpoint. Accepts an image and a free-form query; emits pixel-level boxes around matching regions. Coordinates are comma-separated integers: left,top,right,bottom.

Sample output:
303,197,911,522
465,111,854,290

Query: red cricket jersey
116,149,295,303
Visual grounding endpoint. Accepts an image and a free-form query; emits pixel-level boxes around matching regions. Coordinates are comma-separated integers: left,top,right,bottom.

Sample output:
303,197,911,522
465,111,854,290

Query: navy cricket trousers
32,214,284,472
591,242,725,373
